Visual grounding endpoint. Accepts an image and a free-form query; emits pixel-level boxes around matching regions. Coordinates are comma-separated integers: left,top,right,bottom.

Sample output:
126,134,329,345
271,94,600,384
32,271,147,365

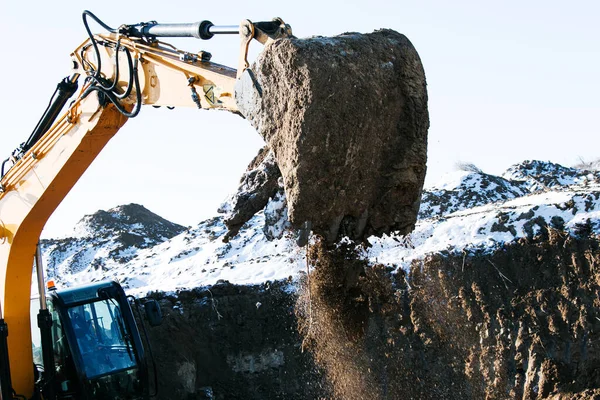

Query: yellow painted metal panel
0,30,241,397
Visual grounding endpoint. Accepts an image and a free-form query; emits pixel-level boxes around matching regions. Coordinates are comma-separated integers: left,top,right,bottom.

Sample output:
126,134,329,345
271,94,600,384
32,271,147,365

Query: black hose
79,41,133,101
103,38,121,92
82,10,116,33
1,158,12,179
81,12,141,118
82,12,128,95
80,44,95,74
115,47,135,100
82,57,142,118
82,11,116,84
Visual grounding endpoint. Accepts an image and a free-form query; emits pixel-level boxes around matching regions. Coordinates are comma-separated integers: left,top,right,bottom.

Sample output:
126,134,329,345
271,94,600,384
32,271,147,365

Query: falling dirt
295,229,600,399
137,229,600,398
295,240,377,400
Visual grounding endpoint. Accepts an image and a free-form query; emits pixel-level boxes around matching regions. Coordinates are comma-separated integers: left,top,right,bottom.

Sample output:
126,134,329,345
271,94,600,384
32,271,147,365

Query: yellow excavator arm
0,11,291,398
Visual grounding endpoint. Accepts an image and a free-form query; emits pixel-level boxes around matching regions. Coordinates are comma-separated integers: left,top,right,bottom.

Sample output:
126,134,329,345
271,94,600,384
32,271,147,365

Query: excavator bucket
236,29,429,242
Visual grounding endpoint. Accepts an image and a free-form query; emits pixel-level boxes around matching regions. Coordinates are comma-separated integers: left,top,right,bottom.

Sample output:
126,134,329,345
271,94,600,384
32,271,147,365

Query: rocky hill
40,158,600,294
41,203,186,288
39,158,600,399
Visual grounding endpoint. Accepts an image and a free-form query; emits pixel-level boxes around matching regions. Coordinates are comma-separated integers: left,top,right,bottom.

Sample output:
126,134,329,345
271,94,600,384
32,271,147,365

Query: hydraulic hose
1,158,12,179
82,10,116,84
82,10,116,33
115,47,135,100
81,11,141,118
82,57,142,118
22,74,79,155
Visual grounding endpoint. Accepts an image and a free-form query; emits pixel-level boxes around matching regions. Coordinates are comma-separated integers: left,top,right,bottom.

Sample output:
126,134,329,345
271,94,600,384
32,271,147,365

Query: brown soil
237,30,429,242
142,281,327,399
137,230,600,399
296,231,600,399
296,240,377,399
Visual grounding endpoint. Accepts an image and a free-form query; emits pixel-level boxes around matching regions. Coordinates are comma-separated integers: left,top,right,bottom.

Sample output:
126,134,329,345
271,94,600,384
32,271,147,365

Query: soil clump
237,29,429,242
218,147,282,241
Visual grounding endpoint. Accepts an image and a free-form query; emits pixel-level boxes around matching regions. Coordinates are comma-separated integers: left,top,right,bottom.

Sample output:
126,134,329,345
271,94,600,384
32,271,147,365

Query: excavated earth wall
141,281,327,400
236,30,429,242
143,231,600,399
401,231,600,399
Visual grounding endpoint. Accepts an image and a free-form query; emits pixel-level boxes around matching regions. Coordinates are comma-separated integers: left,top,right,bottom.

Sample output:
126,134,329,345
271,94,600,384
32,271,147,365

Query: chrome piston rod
130,21,238,40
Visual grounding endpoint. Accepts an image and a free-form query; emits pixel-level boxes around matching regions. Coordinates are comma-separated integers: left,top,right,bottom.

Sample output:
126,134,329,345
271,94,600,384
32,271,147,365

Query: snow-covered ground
40,160,600,296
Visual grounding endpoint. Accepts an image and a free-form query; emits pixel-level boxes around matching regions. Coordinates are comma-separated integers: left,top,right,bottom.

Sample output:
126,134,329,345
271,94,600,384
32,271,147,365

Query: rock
236,29,428,242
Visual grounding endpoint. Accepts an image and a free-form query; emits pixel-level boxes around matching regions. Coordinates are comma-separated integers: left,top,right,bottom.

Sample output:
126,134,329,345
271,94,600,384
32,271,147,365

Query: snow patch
40,160,600,297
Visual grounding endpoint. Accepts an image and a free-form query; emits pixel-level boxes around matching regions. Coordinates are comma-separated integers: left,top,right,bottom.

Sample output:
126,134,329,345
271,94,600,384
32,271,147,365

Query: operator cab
31,281,149,399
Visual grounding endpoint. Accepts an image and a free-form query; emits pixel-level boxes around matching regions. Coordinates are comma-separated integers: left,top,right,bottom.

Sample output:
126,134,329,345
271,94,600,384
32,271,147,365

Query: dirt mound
237,30,428,242
296,231,600,399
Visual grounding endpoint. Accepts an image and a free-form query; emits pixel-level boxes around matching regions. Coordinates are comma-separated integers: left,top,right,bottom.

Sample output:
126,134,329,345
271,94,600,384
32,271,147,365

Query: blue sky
1,0,598,237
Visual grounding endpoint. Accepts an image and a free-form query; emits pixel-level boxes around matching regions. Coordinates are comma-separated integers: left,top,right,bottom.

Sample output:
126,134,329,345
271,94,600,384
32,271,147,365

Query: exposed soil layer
142,281,327,399
141,231,600,399
237,30,429,242
297,231,600,399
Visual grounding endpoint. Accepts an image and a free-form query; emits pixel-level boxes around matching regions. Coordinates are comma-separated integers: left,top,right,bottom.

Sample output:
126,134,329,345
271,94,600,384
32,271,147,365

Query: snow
119,211,305,295
39,160,600,297
429,170,474,191
369,183,600,273
42,199,306,297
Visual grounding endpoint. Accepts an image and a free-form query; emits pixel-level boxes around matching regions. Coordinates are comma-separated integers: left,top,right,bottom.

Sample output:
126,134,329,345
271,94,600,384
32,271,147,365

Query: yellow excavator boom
0,12,291,397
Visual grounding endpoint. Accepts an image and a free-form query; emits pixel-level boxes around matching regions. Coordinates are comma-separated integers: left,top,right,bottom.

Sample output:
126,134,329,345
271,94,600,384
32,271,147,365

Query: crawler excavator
0,11,292,399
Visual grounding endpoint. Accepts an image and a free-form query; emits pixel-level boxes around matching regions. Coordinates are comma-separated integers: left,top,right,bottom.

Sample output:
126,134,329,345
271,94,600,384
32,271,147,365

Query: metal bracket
67,104,80,124
180,52,198,63
238,20,254,79
187,77,202,109
179,50,212,64
236,18,293,79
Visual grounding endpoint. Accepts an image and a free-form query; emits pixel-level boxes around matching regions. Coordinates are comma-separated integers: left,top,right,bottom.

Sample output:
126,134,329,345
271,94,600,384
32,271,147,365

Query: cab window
68,300,136,378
